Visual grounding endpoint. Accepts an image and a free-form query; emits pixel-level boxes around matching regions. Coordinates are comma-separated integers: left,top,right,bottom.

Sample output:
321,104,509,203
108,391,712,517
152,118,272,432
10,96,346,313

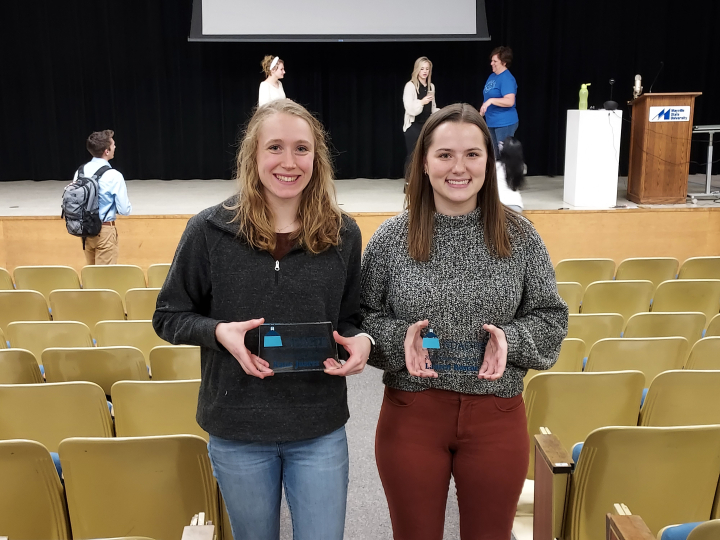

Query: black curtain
1,0,718,181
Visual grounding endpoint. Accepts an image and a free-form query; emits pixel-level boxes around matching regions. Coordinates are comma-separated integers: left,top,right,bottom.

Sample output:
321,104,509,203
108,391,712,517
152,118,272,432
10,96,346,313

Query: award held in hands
259,322,337,373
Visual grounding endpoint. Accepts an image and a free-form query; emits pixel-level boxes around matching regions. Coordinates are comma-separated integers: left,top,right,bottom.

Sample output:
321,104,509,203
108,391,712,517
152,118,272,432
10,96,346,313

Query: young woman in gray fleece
360,103,568,540
154,99,372,540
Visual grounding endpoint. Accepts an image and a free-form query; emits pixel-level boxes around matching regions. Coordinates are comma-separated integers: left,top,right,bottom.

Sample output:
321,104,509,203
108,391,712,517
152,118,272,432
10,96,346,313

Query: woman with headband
259,55,286,106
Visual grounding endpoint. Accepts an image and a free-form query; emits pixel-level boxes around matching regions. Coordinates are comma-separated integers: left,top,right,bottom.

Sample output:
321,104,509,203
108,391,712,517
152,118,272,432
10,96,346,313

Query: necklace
275,219,298,233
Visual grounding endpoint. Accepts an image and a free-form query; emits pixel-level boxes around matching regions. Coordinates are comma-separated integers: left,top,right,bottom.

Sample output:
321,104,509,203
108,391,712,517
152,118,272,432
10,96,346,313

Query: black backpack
61,164,111,248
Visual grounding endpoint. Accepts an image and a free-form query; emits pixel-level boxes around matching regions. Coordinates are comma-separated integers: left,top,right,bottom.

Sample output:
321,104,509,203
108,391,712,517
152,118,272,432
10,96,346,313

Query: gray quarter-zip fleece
153,197,363,442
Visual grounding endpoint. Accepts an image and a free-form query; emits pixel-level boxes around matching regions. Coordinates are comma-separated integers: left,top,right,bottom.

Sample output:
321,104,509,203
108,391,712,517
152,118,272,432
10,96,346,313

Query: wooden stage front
2,207,720,274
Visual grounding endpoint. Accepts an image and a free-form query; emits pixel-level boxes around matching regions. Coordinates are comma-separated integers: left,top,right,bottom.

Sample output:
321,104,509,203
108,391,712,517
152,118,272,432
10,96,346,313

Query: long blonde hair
227,99,343,254
410,56,433,93
405,103,521,261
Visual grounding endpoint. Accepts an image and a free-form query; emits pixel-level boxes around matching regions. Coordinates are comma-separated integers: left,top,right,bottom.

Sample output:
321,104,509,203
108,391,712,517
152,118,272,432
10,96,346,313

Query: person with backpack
67,129,132,264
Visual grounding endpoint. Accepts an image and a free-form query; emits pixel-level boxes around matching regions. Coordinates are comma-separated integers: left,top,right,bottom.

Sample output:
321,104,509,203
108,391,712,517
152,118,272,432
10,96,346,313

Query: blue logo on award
264,326,283,348
422,328,440,349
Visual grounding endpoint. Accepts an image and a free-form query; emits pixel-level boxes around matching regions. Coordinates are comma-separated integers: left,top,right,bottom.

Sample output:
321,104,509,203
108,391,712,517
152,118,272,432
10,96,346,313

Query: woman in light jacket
403,57,438,181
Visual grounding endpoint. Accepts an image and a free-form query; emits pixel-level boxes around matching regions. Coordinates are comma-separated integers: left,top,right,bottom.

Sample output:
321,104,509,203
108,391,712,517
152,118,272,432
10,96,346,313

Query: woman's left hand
479,100,491,116
478,324,508,380
324,331,372,376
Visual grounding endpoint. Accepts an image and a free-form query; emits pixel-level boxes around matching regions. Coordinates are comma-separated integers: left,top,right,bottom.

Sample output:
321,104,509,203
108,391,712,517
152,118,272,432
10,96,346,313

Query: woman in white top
495,136,525,212
258,55,286,106
402,57,438,179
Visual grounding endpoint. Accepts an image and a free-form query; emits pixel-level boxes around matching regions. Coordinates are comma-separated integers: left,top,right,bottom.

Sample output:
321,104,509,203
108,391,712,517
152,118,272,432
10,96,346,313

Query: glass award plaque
422,327,488,376
259,322,337,373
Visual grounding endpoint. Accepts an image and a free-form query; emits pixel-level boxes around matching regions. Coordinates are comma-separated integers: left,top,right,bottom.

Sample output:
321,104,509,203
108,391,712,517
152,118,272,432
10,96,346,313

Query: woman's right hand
420,96,433,105
215,318,274,379
404,319,438,378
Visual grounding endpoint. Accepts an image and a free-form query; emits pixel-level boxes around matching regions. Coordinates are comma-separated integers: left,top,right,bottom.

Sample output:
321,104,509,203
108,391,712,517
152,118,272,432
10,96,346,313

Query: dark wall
1,0,718,181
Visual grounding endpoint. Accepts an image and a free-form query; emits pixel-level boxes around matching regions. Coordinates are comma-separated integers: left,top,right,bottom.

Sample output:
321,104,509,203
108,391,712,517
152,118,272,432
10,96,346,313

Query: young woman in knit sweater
361,103,567,540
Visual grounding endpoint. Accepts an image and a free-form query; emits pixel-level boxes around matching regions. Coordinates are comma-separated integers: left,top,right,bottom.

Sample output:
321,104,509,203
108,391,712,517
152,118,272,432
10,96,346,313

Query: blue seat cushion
572,442,583,466
660,522,703,540
641,387,648,406
50,451,63,482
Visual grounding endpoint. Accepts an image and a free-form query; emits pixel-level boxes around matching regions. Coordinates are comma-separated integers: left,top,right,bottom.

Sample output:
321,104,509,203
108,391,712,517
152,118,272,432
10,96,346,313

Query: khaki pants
83,224,119,265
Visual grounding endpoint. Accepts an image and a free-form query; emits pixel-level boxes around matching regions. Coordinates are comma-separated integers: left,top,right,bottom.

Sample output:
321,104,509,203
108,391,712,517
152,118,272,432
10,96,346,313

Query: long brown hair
405,103,521,261
226,99,343,254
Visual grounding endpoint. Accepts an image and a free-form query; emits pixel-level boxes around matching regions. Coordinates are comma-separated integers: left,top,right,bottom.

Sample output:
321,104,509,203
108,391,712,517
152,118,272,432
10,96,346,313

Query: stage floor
1,174,719,216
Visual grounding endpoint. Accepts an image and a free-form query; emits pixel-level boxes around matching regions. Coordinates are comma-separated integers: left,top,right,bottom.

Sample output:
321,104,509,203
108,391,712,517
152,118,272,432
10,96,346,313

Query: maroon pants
375,387,529,540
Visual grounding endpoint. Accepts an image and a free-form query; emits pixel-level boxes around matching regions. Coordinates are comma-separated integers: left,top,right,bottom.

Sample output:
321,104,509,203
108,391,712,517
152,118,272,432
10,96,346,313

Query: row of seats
0,288,160,330
557,279,720,324
0,264,170,299
555,256,720,291
0,379,224,540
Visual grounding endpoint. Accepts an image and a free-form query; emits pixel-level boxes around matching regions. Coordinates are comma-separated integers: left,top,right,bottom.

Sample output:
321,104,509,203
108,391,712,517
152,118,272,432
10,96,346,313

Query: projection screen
189,0,490,42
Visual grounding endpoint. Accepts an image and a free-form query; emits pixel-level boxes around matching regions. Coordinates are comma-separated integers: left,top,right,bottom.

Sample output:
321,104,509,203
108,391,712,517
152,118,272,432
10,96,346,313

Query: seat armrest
535,433,574,473
606,513,655,540
534,433,575,540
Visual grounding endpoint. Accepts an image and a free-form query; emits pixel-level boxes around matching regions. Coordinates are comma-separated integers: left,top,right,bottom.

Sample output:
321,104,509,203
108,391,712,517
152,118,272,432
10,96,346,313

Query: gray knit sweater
360,208,568,397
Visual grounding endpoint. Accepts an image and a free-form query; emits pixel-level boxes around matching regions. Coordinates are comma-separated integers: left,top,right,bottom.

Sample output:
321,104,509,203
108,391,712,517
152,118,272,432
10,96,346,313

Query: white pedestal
563,109,622,207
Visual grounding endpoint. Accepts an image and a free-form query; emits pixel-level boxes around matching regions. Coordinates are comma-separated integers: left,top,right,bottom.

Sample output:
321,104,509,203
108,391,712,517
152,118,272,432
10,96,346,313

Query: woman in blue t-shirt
480,46,518,157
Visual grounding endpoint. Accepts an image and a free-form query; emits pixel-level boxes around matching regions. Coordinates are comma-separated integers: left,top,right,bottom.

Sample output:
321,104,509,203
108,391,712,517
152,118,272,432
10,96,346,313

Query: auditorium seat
0,267,13,290
615,257,679,290
0,327,5,348
639,370,720,427
678,256,720,280
523,337,585,388
112,380,206,440
704,313,720,337
5,321,93,365
50,289,125,328
150,345,202,380
81,265,147,308
0,439,71,540
580,280,653,321
94,320,170,368
567,313,624,356
556,282,582,313
555,258,616,293
147,263,171,288
684,337,720,370
659,519,720,540
125,287,160,320
524,370,643,481
0,289,51,331
534,425,720,540
652,280,720,327
59,435,219,540
0,348,44,383
623,312,705,344
0,381,113,452
43,346,149,395
584,337,689,385
13,265,81,301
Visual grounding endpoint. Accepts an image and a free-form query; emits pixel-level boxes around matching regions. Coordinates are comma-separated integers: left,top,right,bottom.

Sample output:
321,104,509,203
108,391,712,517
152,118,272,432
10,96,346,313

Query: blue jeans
488,122,519,158
208,426,349,540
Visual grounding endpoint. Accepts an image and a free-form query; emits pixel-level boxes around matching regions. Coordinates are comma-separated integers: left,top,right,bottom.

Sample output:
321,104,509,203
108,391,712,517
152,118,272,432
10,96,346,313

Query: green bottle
579,83,591,110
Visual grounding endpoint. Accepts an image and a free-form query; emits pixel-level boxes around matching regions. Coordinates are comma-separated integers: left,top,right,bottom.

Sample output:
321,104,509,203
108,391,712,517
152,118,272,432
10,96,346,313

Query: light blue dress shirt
73,157,132,221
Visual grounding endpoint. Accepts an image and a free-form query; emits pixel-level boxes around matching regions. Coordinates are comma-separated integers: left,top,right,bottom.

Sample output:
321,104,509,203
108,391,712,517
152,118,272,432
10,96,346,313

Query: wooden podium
627,92,701,204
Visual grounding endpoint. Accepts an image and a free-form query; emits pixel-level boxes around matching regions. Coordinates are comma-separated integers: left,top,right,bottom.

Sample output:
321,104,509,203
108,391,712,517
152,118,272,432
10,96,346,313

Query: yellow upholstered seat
147,263,171,288
125,288,160,320
567,313,624,356
50,289,125,328
556,282,582,314
652,280,720,328
678,257,720,280
112,380,206,440
580,280,653,321
94,320,170,367
13,265,81,301
639,370,720,427
705,313,720,337
0,381,113,451
555,258,616,293
81,264,146,306
623,312,705,344
0,439,71,539
684,337,720,370
0,267,13,290
585,337,689,385
59,435,218,540
150,345,201,380
0,348,44,383
43,346,149,395
5,321,93,366
0,290,50,331
615,257,679,290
